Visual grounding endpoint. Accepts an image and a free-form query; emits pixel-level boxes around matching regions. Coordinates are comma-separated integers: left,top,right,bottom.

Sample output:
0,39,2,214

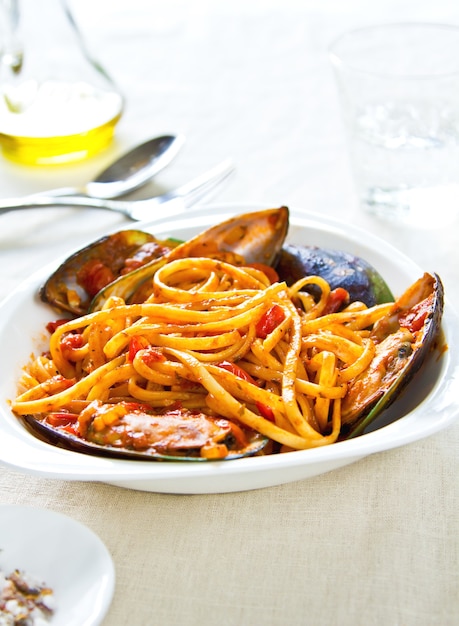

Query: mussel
342,272,444,437
21,208,445,462
40,207,289,315
90,206,289,312
21,406,268,462
21,208,289,462
276,244,394,307
40,230,179,316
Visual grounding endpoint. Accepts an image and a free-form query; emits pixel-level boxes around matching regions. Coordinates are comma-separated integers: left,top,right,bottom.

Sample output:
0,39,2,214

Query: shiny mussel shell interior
40,207,289,315
89,206,289,311
342,272,444,438
40,230,179,315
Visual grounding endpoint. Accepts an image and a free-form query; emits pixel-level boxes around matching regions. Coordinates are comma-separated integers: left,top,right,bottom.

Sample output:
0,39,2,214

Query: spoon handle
0,159,235,220
0,192,125,213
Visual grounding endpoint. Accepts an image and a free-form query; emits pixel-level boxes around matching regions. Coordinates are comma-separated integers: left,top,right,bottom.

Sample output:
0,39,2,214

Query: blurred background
2,0,459,297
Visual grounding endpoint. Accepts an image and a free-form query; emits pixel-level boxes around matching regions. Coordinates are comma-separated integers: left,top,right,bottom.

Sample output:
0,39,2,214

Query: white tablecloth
1,2,458,624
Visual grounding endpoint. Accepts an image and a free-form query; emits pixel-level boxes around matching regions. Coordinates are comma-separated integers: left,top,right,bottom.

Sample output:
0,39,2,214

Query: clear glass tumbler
329,23,459,224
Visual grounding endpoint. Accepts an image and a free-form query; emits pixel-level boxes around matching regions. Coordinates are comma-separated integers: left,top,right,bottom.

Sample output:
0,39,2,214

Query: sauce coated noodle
12,256,394,458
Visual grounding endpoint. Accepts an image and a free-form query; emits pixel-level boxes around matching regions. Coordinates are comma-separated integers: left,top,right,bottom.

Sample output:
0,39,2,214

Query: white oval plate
0,505,115,625
0,204,458,494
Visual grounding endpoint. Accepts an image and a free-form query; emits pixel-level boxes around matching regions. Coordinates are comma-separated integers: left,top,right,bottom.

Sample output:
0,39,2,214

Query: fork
0,159,235,221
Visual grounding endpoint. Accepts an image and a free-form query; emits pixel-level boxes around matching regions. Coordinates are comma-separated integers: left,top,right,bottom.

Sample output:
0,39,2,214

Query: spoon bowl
39,134,185,200
84,134,186,198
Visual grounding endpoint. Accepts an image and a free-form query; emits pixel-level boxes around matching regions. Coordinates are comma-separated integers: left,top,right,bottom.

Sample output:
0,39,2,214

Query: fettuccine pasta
13,256,394,458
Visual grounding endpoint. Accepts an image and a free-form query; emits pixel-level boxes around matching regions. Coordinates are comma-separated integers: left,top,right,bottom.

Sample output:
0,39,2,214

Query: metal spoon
35,134,186,200
0,159,235,221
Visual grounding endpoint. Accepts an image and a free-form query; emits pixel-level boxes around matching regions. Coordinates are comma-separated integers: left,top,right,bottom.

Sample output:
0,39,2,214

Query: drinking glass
329,23,459,224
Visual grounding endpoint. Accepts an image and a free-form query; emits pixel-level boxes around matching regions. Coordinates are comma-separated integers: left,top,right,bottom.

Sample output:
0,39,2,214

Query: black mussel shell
20,414,269,462
89,207,289,312
343,272,444,438
275,244,394,307
40,230,177,316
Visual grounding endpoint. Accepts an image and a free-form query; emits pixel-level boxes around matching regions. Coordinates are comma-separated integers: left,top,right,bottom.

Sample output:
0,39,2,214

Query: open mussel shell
276,244,394,306
21,414,269,462
343,272,444,438
89,206,289,311
40,230,178,315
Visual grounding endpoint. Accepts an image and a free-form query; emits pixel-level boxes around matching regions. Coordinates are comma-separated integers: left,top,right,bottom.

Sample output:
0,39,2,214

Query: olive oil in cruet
0,0,124,165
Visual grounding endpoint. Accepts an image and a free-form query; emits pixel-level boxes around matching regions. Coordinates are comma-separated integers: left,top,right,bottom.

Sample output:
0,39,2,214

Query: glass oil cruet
0,0,124,165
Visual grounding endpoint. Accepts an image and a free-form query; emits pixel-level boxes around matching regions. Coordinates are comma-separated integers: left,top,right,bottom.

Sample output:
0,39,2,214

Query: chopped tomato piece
77,259,116,296
255,304,285,338
121,242,171,274
61,333,84,360
61,424,79,436
127,336,150,362
141,347,166,365
322,287,349,315
217,361,274,421
47,411,79,427
61,333,84,350
256,401,275,422
399,294,433,333
46,319,70,333
217,361,256,383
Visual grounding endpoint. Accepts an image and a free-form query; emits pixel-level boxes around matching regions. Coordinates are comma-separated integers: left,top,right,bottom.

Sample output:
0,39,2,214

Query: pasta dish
12,253,409,460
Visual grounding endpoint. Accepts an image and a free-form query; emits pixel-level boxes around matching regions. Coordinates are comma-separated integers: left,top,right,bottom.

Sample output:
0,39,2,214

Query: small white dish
0,505,115,626
0,204,458,494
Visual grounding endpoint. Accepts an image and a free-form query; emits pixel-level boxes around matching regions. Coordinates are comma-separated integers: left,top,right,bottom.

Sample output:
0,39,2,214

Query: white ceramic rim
0,504,115,625
0,203,457,494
